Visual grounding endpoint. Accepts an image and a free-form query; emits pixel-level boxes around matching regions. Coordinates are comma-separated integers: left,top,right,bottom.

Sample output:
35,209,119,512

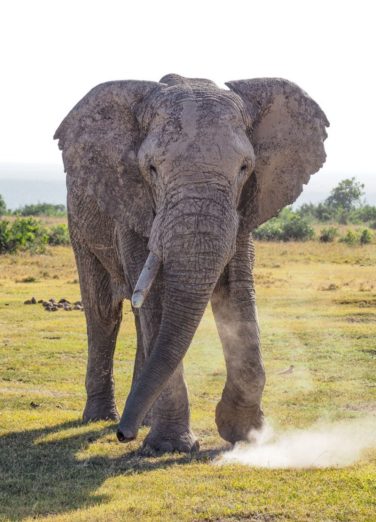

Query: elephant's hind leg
211,234,265,444
71,233,122,423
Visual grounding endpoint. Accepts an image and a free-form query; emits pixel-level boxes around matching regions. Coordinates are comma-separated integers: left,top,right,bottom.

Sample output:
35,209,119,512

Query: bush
47,224,70,245
9,217,48,253
0,217,48,254
338,228,373,246
254,209,314,241
349,205,376,224
253,219,284,241
0,218,72,254
339,230,359,245
0,220,12,253
319,227,338,243
14,203,66,217
281,213,315,240
360,229,372,245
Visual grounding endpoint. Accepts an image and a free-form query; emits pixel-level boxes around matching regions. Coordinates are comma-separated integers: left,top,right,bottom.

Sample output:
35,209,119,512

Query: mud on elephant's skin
54,74,329,453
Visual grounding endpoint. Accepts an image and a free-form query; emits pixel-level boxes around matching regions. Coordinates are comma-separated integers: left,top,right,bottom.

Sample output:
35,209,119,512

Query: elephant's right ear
54,81,162,236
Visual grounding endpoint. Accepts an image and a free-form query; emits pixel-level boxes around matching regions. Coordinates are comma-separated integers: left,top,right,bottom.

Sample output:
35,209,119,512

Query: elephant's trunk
117,186,238,441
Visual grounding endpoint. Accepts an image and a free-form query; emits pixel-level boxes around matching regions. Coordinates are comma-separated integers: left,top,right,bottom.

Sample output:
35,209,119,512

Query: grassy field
0,241,375,521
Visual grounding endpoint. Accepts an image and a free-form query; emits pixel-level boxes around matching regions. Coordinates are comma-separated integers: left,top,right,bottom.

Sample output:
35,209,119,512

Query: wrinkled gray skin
55,74,328,453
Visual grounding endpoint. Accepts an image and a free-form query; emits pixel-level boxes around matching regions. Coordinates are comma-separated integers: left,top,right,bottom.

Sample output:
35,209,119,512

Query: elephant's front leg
135,299,198,454
211,234,265,444
71,233,122,422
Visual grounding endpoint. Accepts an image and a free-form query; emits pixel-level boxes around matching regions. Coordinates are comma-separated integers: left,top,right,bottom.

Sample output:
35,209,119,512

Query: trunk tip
116,428,137,443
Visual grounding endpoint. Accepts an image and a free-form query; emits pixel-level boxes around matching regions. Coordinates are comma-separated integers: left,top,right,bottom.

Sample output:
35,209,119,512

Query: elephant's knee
227,358,265,405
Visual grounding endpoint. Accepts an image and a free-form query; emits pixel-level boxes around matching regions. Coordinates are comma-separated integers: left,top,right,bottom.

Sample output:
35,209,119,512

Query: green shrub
339,229,359,245
0,218,72,254
47,224,70,246
0,217,48,254
0,220,12,253
360,228,372,245
10,217,48,253
253,219,284,241
370,220,376,230
319,227,338,243
254,209,314,241
281,213,314,241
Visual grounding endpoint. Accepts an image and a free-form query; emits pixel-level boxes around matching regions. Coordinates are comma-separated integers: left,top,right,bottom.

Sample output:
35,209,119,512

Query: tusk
131,252,161,308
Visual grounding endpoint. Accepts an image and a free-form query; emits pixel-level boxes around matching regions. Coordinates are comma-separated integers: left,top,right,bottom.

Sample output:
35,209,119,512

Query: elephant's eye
240,163,248,173
149,165,157,177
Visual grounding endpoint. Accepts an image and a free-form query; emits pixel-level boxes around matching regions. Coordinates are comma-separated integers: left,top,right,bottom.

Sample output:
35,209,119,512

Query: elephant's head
55,74,328,440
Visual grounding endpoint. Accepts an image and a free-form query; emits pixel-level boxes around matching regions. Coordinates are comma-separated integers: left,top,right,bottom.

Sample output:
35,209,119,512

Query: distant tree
296,203,317,219
0,194,7,216
325,177,365,212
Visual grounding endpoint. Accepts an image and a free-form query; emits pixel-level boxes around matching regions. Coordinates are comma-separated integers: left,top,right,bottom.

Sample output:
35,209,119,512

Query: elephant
54,74,328,453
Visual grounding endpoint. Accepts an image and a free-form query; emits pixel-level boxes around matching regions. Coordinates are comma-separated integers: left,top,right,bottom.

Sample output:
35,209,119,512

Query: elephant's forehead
179,99,198,140
152,90,247,129
144,90,253,169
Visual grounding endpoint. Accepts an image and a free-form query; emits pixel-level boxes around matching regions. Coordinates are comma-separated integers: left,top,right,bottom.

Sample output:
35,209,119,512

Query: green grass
0,242,375,521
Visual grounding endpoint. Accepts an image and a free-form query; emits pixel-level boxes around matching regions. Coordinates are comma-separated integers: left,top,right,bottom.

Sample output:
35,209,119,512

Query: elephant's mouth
131,251,161,308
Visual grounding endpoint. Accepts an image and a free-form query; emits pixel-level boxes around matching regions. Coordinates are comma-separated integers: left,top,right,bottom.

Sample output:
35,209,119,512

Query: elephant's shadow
0,420,223,520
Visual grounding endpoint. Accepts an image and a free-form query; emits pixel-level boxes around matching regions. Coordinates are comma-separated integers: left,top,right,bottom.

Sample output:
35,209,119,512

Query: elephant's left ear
226,78,329,231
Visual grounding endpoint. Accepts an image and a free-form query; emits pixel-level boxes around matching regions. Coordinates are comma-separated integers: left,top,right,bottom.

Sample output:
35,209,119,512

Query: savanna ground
0,237,375,521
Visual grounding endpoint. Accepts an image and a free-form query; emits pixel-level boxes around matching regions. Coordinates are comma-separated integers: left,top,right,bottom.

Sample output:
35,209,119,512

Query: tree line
0,197,66,217
253,177,375,243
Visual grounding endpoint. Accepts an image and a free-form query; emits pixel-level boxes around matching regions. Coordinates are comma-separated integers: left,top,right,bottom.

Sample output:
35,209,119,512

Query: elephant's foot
140,429,199,455
215,395,263,444
83,397,119,423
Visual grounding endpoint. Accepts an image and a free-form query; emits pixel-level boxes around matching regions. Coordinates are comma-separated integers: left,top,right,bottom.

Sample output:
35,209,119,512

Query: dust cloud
217,417,376,469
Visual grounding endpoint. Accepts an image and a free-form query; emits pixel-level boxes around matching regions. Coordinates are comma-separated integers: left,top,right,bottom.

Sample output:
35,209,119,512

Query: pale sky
0,0,375,196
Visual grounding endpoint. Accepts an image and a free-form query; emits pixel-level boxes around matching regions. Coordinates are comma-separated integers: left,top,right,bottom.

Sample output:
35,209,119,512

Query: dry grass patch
0,241,375,521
